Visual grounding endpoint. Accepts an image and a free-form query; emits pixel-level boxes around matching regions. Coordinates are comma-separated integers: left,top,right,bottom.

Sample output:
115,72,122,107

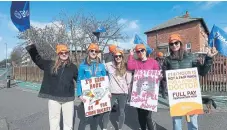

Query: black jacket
155,57,165,70
104,52,113,63
163,52,213,76
26,44,78,102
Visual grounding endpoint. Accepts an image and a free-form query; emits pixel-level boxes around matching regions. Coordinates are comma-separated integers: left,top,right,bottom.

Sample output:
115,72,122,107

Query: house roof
144,16,209,34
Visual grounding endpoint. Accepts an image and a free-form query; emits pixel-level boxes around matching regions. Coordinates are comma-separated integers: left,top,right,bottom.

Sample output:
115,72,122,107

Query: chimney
183,11,190,18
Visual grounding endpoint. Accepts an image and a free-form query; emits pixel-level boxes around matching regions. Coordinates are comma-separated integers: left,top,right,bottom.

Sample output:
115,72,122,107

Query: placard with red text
129,70,161,112
81,76,111,117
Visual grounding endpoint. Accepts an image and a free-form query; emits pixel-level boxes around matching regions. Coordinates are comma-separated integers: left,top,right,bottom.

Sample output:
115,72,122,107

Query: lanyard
88,63,98,76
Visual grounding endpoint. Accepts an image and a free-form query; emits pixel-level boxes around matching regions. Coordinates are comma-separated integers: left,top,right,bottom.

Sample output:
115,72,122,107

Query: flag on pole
134,34,145,44
133,34,153,55
93,26,106,42
95,26,106,33
10,1,30,32
208,25,227,57
145,44,153,55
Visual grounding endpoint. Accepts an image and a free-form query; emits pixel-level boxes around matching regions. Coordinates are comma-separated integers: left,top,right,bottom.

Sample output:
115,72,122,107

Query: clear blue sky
0,1,227,61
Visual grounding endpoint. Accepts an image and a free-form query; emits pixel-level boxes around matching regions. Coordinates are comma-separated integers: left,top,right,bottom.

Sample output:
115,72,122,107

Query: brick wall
199,23,209,52
146,21,208,54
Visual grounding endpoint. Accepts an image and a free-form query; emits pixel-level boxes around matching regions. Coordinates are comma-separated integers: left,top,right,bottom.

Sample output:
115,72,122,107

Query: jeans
78,103,108,130
172,115,198,130
160,80,167,98
103,94,128,129
137,108,156,130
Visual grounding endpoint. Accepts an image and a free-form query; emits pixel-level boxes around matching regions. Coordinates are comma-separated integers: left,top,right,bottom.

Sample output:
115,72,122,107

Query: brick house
144,12,210,56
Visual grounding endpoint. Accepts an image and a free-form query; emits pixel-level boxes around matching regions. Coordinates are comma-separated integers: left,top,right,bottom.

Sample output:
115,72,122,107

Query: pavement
1,69,227,130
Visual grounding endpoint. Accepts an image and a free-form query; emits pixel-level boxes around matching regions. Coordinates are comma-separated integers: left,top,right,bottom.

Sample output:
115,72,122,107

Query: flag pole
213,36,215,48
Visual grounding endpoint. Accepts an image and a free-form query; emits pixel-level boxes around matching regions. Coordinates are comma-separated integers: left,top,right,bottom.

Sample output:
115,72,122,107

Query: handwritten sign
129,70,161,112
81,76,111,117
166,68,204,116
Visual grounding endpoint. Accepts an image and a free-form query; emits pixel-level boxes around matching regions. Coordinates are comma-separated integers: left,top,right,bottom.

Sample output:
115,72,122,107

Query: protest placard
81,76,111,117
130,70,161,112
166,68,203,116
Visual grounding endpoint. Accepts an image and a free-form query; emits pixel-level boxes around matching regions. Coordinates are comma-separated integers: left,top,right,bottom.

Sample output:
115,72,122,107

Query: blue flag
133,34,153,54
10,1,30,32
145,44,153,55
95,26,106,33
134,34,145,44
208,25,227,57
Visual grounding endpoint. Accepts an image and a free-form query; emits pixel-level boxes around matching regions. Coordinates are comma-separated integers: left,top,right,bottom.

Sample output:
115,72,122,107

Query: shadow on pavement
75,103,104,130
74,103,167,130
123,105,140,130
155,123,168,130
158,98,169,107
124,105,167,130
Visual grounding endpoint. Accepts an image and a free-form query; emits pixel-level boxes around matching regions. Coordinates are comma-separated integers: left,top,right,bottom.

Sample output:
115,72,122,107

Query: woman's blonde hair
85,55,101,65
52,55,71,74
114,53,127,77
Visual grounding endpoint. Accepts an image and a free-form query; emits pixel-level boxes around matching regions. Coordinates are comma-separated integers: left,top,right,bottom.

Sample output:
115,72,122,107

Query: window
159,48,169,56
186,43,191,49
186,43,191,52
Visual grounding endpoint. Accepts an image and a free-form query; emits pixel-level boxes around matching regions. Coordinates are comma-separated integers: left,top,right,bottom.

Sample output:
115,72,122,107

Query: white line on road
16,87,39,94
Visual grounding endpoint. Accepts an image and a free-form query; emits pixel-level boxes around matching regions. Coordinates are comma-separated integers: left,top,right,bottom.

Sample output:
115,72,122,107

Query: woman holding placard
127,44,160,130
163,34,218,130
25,41,78,130
77,43,109,130
103,49,132,130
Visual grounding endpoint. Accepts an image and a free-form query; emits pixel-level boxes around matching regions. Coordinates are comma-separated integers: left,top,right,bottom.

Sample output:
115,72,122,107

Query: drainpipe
155,31,158,49
155,31,158,57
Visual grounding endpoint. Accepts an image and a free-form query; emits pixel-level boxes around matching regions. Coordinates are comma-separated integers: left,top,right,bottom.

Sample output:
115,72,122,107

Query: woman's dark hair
169,41,186,60
136,77,155,95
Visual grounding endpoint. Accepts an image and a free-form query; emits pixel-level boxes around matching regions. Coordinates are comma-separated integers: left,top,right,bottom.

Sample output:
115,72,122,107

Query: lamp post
4,42,10,88
5,42,7,69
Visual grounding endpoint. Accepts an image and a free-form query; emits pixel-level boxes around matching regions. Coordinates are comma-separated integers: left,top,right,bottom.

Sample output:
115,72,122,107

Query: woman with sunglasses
102,49,132,130
25,41,78,130
127,44,160,130
163,34,218,130
77,43,108,130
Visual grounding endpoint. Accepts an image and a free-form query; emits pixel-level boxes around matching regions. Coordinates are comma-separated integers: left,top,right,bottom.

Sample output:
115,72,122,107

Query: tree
55,11,128,51
17,11,128,65
10,45,25,66
18,24,67,60
0,59,11,68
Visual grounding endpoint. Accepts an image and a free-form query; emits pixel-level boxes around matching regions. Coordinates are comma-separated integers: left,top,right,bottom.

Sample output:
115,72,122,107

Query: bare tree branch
17,10,128,65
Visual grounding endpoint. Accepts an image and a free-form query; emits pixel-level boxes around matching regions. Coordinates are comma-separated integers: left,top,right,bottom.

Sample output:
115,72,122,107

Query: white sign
130,70,161,112
81,76,111,117
166,68,203,116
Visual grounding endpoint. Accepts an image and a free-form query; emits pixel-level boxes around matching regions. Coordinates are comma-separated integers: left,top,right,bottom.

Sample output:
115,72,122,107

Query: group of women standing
26,33,218,130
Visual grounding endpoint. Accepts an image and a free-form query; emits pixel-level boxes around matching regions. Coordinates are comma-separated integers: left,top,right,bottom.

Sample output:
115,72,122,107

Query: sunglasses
136,49,145,54
59,52,69,55
114,55,122,58
90,50,99,53
169,41,180,46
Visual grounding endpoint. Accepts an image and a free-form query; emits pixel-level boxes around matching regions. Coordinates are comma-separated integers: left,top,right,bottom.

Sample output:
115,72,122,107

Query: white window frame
186,43,191,50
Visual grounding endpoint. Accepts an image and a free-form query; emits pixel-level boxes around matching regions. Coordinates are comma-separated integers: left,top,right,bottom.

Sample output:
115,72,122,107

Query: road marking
16,87,39,94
